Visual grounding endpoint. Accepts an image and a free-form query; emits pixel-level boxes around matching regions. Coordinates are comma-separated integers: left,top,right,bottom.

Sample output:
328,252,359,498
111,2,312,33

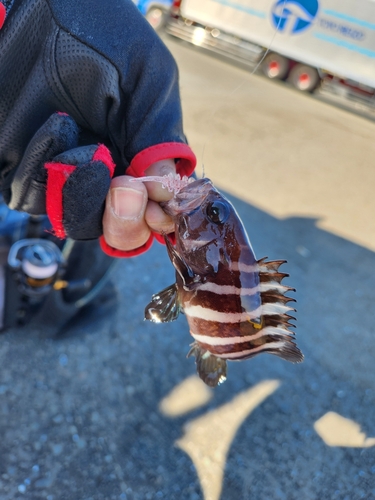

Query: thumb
102,176,151,252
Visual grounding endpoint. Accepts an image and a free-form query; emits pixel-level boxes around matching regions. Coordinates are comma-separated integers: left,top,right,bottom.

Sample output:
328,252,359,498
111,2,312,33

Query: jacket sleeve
48,0,195,175
46,0,196,257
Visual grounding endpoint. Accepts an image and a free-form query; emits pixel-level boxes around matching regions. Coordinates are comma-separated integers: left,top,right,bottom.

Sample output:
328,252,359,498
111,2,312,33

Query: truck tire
289,64,320,92
146,6,167,31
261,53,290,80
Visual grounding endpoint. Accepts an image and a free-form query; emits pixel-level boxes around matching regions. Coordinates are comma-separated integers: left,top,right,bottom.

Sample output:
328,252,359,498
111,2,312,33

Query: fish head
161,178,257,274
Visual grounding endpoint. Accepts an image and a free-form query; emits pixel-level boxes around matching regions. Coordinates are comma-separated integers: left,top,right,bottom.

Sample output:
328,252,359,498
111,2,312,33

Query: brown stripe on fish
192,264,259,288
218,341,303,362
218,341,287,359
228,257,286,275
184,302,294,323
186,316,265,339
191,324,294,346
184,299,295,336
212,257,295,293
223,239,256,258
181,287,261,312
182,290,245,313
193,281,261,296
184,304,265,324
195,336,300,359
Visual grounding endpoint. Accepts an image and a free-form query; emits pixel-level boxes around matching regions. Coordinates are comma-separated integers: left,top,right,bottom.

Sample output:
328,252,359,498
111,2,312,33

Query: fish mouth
161,178,214,217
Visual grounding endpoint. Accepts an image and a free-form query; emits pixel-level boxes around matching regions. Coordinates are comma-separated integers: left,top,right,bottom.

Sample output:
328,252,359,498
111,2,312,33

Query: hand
102,159,176,252
2,112,195,255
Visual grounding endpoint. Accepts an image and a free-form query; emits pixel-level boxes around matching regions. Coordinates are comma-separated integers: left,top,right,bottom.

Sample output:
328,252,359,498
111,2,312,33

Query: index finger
143,159,176,202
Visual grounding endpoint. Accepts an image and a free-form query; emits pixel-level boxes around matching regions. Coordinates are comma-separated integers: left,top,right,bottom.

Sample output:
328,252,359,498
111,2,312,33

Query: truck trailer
166,0,375,107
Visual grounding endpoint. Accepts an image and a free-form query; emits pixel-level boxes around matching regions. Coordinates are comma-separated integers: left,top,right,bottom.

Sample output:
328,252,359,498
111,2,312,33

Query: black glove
2,112,115,240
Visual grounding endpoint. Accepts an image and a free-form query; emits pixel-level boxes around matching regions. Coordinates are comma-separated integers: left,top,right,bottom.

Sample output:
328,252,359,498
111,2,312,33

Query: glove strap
45,144,115,240
0,4,5,29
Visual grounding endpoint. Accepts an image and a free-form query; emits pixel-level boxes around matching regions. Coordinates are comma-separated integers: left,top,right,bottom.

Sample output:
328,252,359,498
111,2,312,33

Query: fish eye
205,201,230,224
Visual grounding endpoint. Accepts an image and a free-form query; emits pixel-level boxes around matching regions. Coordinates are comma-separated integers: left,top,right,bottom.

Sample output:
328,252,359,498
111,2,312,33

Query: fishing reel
8,238,65,298
3,236,97,329
3,238,67,328
0,199,115,331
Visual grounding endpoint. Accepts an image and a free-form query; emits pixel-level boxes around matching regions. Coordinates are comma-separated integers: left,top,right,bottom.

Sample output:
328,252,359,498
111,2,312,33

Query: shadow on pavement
0,191,374,500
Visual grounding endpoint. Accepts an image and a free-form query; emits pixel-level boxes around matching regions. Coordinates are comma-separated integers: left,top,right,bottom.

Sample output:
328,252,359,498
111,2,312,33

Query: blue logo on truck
272,0,319,34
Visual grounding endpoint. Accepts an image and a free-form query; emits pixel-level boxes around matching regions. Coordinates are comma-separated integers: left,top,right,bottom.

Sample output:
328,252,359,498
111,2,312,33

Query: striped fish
145,178,303,387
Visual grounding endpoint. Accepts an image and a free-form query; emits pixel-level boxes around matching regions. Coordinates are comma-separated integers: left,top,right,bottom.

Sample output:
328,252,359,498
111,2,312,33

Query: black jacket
0,0,195,254
0,0,190,182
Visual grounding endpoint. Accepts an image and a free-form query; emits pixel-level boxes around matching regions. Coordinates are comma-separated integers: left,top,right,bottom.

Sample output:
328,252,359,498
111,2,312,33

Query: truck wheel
289,64,320,92
146,6,167,31
261,53,290,80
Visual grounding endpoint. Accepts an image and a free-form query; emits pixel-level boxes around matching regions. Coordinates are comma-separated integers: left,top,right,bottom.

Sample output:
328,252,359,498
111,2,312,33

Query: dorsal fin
257,257,302,363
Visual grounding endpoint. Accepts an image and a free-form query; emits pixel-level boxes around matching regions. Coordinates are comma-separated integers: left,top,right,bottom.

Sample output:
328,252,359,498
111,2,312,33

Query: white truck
166,0,375,107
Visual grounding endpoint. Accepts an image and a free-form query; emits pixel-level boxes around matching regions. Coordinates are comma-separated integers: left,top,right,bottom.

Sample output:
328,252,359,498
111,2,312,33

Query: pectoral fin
187,342,227,387
145,283,181,323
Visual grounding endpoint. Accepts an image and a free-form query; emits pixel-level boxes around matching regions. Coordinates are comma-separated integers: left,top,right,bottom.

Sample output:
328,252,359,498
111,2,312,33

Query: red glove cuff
101,142,195,258
126,142,196,178
100,232,176,258
99,233,154,258
153,232,176,246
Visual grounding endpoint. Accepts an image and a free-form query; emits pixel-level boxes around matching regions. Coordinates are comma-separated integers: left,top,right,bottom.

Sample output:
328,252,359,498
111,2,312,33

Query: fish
144,177,303,387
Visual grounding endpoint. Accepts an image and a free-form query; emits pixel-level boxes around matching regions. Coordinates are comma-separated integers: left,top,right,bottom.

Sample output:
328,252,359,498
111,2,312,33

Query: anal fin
145,283,181,323
187,342,227,387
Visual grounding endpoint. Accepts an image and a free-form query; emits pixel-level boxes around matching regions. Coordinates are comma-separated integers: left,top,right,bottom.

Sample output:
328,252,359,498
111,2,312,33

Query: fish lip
161,178,214,217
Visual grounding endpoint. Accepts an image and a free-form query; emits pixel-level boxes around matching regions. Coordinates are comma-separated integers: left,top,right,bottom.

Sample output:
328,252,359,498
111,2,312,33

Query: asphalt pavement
0,34,374,500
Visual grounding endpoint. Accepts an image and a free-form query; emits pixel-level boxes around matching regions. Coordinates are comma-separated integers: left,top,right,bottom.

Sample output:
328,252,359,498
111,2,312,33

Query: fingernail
111,187,145,219
160,163,176,176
